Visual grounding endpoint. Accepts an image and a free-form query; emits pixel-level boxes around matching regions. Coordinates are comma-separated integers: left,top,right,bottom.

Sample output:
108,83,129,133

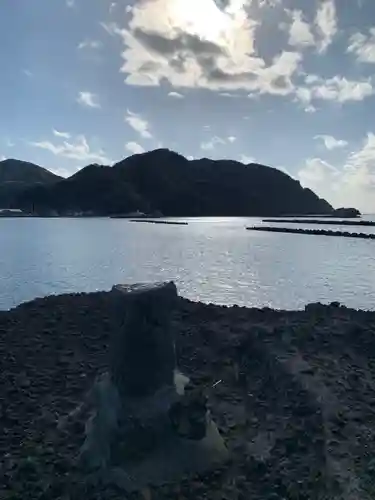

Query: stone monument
77,281,227,491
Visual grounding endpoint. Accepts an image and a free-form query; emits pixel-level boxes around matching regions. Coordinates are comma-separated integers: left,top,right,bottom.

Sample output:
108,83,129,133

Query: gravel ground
1,292,375,499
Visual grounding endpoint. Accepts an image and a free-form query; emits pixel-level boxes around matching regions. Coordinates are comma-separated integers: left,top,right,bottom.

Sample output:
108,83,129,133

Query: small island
332,207,361,218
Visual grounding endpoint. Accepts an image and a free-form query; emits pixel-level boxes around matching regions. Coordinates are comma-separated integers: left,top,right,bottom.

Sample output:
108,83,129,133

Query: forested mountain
5,149,333,216
0,159,61,208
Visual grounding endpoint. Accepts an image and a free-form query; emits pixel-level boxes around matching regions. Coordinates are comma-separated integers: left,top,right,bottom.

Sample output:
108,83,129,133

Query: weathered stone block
110,282,177,398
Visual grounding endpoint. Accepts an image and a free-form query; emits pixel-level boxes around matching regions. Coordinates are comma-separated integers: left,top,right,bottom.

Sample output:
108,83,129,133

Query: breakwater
247,226,375,239
263,219,375,227
130,219,188,225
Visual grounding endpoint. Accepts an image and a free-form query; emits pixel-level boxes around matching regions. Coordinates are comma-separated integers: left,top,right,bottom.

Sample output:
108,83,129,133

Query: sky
1,0,375,211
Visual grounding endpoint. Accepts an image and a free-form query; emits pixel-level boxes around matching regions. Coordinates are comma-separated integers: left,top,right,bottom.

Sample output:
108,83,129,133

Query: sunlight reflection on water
1,216,375,310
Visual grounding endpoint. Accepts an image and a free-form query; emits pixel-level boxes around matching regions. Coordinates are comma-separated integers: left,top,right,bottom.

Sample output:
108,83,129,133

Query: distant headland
0,150,360,218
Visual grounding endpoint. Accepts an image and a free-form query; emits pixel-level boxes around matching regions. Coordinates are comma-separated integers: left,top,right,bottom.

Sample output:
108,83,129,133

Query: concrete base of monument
78,369,228,492
97,420,228,491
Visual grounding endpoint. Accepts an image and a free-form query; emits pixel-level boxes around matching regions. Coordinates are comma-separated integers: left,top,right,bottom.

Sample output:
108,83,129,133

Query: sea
1,216,375,311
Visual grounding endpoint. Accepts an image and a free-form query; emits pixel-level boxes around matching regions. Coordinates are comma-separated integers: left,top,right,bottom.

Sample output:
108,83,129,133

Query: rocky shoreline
1,292,375,499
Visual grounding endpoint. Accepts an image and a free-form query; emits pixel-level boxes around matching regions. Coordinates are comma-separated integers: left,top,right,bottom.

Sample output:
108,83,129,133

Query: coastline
2,291,375,498
0,212,364,219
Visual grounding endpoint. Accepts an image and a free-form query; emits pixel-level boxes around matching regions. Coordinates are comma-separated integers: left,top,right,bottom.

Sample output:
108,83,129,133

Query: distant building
0,208,24,216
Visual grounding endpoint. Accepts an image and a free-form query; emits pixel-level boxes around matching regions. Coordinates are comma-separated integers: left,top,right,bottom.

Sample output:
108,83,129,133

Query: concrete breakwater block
75,281,228,491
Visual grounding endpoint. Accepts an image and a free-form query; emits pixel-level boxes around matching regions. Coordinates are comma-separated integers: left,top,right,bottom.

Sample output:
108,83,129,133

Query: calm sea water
1,217,375,311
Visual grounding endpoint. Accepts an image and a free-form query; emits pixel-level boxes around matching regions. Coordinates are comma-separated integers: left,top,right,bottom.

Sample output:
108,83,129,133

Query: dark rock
333,207,361,218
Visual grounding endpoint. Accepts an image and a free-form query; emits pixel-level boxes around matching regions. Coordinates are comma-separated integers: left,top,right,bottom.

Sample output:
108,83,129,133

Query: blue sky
1,0,375,211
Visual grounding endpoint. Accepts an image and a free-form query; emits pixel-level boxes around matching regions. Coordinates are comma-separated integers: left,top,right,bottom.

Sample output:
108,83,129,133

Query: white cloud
23,69,33,77
348,28,375,63
199,135,234,150
200,136,226,150
168,91,184,98
125,141,145,154
125,110,152,138
5,138,15,147
111,0,302,96
78,39,102,50
315,0,337,53
283,2,337,53
97,0,371,113
77,91,101,108
256,0,277,5
66,0,75,7
345,133,375,191
315,134,348,150
0,155,6,162
296,75,373,107
298,133,375,212
53,129,71,139
276,165,294,178
30,135,111,164
109,2,117,14
258,0,282,7
240,154,255,164
298,158,340,201
100,22,120,36
304,104,316,113
286,10,315,48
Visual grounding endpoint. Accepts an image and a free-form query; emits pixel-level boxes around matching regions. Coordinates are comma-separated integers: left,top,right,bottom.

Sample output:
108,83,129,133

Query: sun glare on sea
169,0,246,42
